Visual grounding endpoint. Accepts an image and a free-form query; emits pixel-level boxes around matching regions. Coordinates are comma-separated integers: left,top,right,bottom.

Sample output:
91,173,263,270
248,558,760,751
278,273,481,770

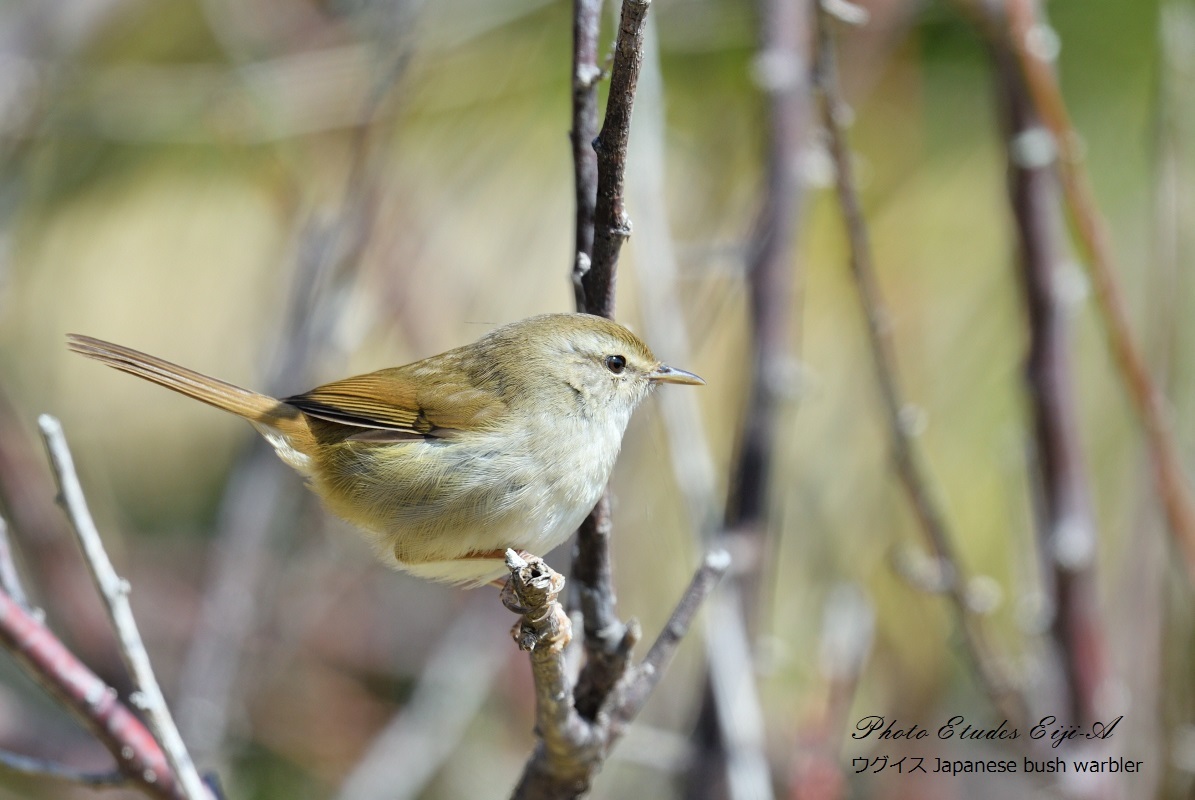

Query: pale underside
262,407,626,586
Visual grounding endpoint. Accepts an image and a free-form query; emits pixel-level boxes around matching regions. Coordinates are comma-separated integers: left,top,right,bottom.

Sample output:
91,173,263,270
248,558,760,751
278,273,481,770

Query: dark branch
568,0,649,728
570,0,604,310
984,1,1109,726
997,0,1195,582
571,494,637,720
583,0,652,315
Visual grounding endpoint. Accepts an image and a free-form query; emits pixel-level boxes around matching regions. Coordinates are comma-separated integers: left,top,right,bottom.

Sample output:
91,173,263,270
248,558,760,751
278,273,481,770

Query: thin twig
571,495,637,721
988,25,1109,726
569,0,604,310
813,6,1025,725
0,587,183,799
1002,0,1195,581
583,0,652,312
0,515,32,612
607,549,731,730
38,415,211,800
0,749,125,788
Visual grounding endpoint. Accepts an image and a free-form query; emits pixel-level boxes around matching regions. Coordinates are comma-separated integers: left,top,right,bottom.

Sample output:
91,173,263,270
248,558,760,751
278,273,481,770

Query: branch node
1009,125,1056,169
502,552,572,653
1022,22,1061,63
575,63,603,89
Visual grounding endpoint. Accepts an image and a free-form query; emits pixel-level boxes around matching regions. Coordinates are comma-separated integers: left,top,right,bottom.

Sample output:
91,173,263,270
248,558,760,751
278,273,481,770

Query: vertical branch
1003,0,1195,581
569,0,652,722
988,31,1108,725
814,5,1025,724
729,0,808,559
570,0,604,309
571,495,639,720
38,415,211,800
582,0,652,314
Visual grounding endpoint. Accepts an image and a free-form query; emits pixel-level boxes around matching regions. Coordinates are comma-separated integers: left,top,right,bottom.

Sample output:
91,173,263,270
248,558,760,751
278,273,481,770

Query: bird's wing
284,366,505,441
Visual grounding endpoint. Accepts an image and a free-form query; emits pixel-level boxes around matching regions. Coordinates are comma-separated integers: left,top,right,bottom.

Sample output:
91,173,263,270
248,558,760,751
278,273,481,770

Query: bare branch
505,553,603,799
986,23,1110,725
507,550,728,800
570,0,604,310
0,586,184,799
1000,0,1195,581
38,415,211,800
813,7,1026,724
583,0,652,314
534,2,727,796
607,549,730,730
571,494,638,721
568,0,650,729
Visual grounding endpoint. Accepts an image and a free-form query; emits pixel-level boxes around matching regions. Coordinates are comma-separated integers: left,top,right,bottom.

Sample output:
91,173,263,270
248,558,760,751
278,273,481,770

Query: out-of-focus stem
990,38,1108,725
1005,0,1195,582
814,4,1025,725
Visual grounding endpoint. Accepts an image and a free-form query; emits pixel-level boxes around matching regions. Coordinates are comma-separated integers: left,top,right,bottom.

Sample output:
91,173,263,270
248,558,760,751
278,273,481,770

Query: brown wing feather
285,365,505,438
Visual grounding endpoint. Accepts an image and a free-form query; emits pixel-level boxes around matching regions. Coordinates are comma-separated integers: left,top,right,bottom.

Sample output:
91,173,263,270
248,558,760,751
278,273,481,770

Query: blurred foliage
0,0,1191,798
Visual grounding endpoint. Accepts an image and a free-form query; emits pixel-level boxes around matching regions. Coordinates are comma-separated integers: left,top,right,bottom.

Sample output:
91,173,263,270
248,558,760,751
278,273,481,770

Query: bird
68,313,703,586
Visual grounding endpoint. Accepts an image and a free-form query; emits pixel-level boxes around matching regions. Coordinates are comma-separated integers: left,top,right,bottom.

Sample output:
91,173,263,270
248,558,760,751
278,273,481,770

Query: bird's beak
649,364,705,385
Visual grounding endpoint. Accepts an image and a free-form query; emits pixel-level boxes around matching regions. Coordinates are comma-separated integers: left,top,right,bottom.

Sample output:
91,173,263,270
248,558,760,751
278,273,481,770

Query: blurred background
0,0,1191,797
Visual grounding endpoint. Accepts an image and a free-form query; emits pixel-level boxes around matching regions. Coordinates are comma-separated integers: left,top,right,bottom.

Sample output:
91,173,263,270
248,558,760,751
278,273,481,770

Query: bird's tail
67,334,305,438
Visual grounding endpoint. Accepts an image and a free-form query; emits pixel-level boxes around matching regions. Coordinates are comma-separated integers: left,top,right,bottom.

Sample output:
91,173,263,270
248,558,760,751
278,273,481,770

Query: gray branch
38,415,211,800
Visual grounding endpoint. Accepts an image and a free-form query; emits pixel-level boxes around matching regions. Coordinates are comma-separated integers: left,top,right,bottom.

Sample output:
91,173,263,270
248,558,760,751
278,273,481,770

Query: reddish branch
0,588,185,799
1002,0,1195,581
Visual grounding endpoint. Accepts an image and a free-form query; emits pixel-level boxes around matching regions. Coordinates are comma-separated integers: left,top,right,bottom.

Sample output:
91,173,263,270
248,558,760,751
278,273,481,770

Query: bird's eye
605,355,627,374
